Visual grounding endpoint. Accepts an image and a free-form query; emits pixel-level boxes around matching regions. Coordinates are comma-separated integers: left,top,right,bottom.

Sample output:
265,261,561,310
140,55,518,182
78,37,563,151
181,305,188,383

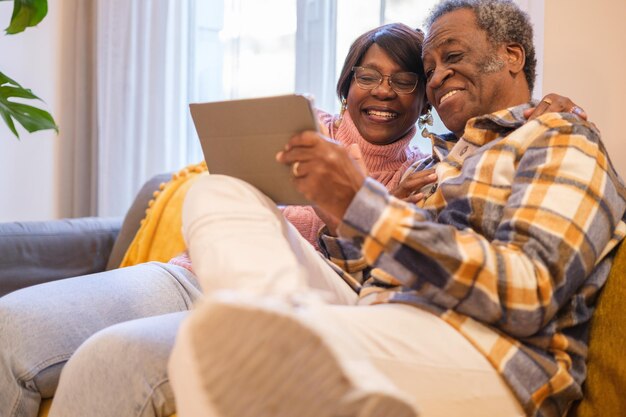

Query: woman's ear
505,43,525,75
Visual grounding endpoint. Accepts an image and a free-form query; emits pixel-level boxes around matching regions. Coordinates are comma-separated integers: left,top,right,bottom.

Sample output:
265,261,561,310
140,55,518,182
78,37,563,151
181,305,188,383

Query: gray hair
425,0,536,92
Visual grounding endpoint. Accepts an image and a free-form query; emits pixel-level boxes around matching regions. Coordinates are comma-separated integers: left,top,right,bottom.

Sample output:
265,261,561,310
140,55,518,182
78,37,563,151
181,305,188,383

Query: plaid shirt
318,103,626,417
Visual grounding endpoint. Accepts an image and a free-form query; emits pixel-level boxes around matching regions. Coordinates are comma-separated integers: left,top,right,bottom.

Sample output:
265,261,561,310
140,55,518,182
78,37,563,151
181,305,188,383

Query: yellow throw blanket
120,161,208,267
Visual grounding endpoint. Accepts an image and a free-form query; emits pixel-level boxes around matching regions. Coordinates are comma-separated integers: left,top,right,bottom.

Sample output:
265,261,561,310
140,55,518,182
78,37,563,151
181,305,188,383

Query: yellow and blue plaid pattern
319,103,626,417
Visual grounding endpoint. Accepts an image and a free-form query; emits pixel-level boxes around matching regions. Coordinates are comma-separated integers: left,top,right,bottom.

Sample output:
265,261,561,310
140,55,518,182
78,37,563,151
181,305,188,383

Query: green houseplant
0,0,57,139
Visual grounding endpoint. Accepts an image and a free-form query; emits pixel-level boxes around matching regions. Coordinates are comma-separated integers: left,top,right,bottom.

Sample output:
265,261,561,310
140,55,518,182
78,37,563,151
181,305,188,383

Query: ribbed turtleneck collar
334,112,417,173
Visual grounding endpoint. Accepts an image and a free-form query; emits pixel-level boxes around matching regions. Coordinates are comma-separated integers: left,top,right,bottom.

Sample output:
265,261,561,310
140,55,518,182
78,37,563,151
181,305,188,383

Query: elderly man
169,1,626,416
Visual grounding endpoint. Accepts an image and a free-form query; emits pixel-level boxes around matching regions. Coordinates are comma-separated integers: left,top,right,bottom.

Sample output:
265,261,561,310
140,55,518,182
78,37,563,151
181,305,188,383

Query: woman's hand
523,93,588,121
391,168,437,204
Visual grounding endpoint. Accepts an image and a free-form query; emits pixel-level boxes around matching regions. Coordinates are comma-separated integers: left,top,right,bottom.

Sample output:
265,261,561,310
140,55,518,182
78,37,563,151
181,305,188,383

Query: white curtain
57,0,98,218
96,0,195,217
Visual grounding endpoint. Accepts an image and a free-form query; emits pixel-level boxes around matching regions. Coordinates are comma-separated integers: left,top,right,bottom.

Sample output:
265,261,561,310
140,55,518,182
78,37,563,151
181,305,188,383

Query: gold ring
292,161,301,177
541,97,553,106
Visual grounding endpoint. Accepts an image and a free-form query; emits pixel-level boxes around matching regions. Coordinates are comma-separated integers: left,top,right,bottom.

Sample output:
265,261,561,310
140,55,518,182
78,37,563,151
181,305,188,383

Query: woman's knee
51,315,181,417
0,289,67,360
59,321,171,388
0,290,72,397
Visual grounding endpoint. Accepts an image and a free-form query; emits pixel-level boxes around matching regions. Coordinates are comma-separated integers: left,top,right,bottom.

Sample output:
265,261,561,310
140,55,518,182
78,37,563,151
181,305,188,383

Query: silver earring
334,98,347,128
418,107,434,139
418,108,433,129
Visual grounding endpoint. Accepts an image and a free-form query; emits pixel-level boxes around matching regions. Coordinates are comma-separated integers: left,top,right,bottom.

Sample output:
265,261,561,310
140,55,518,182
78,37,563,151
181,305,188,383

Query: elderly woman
0,22,584,417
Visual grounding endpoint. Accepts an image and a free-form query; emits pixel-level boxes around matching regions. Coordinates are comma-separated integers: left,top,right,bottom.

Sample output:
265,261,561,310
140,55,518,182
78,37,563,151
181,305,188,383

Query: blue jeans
0,262,201,417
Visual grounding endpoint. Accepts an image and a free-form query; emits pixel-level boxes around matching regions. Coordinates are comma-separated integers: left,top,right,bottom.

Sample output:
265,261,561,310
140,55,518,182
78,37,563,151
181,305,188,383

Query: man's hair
425,0,536,92
336,23,425,101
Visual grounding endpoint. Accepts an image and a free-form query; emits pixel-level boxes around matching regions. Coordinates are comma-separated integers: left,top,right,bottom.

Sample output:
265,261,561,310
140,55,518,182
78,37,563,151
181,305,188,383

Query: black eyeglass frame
351,66,420,94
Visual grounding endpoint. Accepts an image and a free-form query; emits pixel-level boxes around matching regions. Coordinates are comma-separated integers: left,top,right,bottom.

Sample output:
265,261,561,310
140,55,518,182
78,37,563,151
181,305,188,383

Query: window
189,0,542,160
196,0,441,109
194,0,297,102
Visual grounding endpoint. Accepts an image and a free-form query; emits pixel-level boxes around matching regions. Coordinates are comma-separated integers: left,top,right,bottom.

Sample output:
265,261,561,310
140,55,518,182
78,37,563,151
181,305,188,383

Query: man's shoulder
533,111,598,132
509,111,600,146
541,113,602,151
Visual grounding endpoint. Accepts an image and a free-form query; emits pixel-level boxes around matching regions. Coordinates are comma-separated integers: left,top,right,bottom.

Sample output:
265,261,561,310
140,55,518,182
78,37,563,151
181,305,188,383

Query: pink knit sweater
169,109,425,271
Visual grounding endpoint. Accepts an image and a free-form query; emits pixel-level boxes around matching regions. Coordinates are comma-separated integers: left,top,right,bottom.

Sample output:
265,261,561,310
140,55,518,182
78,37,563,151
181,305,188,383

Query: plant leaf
0,103,19,138
5,0,48,34
0,71,22,87
0,85,40,100
0,70,58,139
7,101,57,132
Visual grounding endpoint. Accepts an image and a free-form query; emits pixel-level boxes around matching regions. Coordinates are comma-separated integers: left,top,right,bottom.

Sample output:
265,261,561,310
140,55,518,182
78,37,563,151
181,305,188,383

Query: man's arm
338,116,626,337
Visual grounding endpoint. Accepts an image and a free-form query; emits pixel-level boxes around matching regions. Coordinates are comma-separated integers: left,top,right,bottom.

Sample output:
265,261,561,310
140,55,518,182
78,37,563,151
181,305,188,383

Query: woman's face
346,44,426,145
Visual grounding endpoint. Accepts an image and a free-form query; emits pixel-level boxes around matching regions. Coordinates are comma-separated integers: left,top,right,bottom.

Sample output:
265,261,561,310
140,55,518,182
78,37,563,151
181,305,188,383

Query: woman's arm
523,93,588,120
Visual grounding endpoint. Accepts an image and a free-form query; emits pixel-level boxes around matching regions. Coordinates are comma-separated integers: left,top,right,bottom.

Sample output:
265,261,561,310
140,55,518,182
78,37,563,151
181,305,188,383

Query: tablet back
190,94,317,205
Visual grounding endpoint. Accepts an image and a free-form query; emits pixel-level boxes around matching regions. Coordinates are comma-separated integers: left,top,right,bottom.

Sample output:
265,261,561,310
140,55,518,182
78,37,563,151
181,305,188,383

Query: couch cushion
571,241,626,416
106,172,172,270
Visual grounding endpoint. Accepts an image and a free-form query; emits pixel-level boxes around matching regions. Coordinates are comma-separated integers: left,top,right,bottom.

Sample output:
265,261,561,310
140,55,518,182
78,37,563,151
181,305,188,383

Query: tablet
190,94,317,205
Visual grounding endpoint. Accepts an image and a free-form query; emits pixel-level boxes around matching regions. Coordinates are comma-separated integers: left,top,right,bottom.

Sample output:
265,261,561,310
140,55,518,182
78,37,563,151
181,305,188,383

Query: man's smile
439,89,461,105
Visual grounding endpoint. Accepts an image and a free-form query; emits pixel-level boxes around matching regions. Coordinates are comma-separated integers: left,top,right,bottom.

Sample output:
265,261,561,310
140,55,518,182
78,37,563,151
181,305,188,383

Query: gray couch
0,173,171,297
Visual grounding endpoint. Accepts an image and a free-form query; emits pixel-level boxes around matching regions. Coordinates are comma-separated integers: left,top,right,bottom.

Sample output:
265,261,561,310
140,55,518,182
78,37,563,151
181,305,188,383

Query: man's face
422,8,516,138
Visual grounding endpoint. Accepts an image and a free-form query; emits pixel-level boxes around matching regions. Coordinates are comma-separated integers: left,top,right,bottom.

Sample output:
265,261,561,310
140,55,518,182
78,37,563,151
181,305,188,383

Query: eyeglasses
352,66,419,94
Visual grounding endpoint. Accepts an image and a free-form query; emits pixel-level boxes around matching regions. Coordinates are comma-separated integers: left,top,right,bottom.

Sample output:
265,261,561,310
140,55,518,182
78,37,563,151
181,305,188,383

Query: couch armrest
0,217,122,297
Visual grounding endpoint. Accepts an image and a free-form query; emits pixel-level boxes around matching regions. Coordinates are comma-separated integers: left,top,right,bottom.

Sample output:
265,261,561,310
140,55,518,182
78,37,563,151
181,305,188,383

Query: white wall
0,0,61,221
514,0,544,98
543,0,626,179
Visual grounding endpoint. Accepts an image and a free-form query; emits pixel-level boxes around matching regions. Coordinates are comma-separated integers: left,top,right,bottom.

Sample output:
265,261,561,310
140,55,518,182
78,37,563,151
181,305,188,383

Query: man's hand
391,169,437,204
276,131,366,220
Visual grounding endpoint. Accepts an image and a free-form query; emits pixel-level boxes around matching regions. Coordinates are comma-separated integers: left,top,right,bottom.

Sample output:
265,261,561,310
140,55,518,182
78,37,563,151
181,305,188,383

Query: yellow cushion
571,241,626,416
38,399,51,417
120,162,207,267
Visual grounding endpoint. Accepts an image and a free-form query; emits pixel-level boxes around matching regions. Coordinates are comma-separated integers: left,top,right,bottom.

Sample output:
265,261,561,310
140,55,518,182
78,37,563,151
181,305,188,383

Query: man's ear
505,43,525,75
